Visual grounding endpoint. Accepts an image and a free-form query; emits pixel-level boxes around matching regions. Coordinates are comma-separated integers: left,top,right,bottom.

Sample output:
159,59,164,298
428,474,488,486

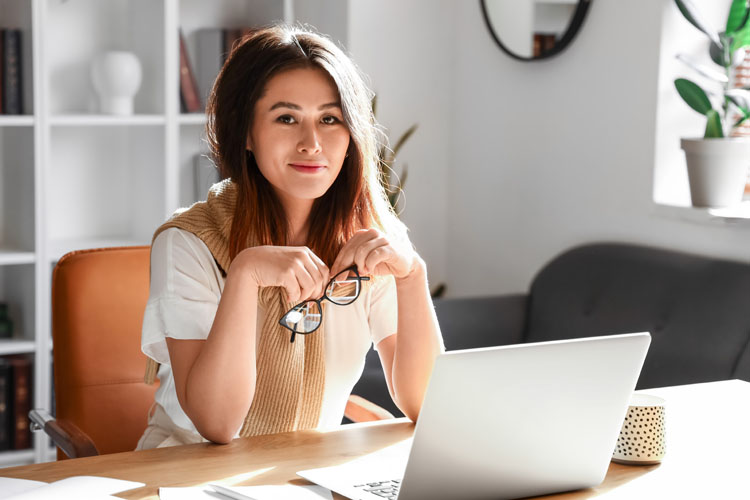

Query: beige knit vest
144,179,325,437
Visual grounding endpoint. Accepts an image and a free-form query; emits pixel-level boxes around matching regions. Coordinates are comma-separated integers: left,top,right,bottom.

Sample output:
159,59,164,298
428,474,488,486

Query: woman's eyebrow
269,101,341,111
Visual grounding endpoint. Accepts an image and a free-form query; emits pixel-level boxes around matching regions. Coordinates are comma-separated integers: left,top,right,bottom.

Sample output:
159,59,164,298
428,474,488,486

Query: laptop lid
397,332,651,500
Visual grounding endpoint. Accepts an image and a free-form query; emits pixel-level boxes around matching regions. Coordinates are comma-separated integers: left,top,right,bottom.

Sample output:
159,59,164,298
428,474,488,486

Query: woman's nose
297,123,322,155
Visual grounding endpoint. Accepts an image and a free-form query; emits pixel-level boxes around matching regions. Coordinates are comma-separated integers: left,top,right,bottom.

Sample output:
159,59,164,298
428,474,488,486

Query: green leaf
675,78,713,114
727,0,750,52
397,165,408,191
675,0,722,46
727,0,750,31
709,39,730,66
726,88,750,110
705,109,724,137
676,53,729,82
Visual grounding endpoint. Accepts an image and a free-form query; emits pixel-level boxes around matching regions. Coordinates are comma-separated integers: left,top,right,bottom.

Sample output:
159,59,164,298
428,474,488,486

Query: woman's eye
276,115,296,124
321,115,341,125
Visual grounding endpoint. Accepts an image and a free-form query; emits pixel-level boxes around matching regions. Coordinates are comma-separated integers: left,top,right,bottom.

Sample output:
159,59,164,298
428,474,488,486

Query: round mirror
480,0,592,61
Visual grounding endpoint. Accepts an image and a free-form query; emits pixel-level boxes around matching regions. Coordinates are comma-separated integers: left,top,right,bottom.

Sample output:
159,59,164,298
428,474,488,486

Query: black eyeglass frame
278,265,370,343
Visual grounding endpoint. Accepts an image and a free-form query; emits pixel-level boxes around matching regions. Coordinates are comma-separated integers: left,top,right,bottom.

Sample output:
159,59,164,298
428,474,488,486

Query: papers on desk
0,476,144,499
159,484,332,500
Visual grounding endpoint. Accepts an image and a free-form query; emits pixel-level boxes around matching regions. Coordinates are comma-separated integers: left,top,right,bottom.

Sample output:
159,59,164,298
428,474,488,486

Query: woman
136,24,443,449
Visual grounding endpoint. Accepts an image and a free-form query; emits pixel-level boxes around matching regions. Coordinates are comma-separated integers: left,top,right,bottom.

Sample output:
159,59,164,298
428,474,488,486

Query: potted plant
674,0,750,207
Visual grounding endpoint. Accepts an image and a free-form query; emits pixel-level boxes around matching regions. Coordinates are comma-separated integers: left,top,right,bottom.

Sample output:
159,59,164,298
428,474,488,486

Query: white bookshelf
0,0,348,468
0,116,34,127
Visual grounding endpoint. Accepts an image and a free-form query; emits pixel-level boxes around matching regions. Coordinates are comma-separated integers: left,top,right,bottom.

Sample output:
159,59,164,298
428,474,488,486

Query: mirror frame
480,0,592,62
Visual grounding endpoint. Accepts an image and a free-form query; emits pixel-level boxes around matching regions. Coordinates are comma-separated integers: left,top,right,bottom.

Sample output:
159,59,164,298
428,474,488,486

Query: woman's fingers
353,236,389,275
300,248,329,300
363,243,392,275
242,245,330,302
331,229,379,276
280,267,304,303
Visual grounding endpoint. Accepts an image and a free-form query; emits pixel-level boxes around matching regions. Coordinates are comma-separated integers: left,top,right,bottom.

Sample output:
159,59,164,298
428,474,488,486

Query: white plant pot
90,51,142,115
681,137,750,208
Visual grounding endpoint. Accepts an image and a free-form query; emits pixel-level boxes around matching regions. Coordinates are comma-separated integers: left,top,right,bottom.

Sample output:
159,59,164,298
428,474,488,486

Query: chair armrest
29,409,99,459
345,395,395,423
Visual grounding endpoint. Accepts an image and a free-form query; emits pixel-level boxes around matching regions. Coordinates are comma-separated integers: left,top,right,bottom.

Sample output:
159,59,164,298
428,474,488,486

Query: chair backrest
524,242,750,389
52,246,157,458
434,294,527,350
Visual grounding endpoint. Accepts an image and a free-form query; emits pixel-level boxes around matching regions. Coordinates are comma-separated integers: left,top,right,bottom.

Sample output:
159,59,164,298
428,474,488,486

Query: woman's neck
282,198,314,246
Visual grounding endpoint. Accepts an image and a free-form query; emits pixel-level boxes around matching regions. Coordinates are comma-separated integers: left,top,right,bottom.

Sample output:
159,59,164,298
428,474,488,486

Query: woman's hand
330,228,419,280
233,246,330,303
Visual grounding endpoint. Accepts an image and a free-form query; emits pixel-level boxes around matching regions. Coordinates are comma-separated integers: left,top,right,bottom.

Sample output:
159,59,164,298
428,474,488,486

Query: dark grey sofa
352,242,750,418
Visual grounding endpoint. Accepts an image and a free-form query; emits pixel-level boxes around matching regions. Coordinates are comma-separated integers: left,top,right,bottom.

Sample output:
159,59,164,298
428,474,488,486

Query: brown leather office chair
32,246,391,460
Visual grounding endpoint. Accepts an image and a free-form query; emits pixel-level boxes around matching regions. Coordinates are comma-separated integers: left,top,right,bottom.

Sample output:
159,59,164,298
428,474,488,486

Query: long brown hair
205,24,404,266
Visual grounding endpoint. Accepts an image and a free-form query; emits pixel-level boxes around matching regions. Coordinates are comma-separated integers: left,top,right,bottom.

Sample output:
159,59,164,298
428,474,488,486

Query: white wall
348,0,750,298
347,0,454,290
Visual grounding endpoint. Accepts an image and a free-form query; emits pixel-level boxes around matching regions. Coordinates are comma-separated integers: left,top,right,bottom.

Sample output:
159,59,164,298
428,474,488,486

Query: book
224,28,253,60
7,355,32,450
0,30,3,114
179,29,202,113
2,29,23,115
0,476,144,499
224,28,243,60
533,33,557,58
0,358,10,451
195,28,225,109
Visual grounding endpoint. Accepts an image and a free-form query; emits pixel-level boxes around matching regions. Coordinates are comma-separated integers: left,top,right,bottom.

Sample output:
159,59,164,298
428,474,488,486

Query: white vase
90,51,142,115
681,137,750,208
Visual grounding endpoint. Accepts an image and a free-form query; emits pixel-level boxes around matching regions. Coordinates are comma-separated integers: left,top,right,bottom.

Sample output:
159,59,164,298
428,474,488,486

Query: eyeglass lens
326,269,362,305
281,301,322,334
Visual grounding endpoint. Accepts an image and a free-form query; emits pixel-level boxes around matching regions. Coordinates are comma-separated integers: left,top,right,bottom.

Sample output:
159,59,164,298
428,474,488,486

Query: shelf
179,113,207,125
652,201,750,226
0,339,36,356
0,448,35,468
0,250,35,266
43,446,58,463
48,237,150,263
0,116,34,127
49,115,166,127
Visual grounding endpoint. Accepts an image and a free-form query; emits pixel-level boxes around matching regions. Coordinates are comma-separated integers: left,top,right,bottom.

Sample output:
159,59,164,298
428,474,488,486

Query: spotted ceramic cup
612,394,666,465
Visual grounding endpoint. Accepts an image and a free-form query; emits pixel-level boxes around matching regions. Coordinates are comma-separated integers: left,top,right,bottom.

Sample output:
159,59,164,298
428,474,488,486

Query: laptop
298,332,651,500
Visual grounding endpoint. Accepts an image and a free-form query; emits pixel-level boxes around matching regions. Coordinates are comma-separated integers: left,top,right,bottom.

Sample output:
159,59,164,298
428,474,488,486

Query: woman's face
248,66,351,207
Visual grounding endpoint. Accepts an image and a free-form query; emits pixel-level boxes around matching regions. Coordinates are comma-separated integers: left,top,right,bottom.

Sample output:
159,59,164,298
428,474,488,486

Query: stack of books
0,355,33,451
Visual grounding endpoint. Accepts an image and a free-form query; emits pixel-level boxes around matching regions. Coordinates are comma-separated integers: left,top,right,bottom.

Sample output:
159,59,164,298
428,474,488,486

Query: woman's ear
246,136,253,152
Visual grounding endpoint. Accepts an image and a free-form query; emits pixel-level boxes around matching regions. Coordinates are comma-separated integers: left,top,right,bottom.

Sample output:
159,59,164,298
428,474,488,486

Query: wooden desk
1,380,748,499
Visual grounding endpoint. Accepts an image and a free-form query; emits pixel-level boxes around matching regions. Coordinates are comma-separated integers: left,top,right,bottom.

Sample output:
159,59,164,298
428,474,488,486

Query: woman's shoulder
152,227,216,270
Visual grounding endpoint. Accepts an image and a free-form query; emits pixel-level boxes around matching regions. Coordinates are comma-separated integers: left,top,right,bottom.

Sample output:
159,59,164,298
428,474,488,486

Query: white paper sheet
0,476,144,499
0,478,47,498
159,484,333,500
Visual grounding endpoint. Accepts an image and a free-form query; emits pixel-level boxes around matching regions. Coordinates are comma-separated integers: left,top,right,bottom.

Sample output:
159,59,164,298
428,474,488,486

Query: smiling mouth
290,163,326,173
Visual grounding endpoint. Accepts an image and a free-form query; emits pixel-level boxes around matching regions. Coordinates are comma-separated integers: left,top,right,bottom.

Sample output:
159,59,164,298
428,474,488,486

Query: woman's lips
289,163,325,173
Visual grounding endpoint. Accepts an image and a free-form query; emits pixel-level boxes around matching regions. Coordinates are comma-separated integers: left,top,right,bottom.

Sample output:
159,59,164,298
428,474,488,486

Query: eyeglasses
279,266,370,343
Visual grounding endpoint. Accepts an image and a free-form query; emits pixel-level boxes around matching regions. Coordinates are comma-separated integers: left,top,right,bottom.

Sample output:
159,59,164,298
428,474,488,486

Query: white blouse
141,228,397,438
